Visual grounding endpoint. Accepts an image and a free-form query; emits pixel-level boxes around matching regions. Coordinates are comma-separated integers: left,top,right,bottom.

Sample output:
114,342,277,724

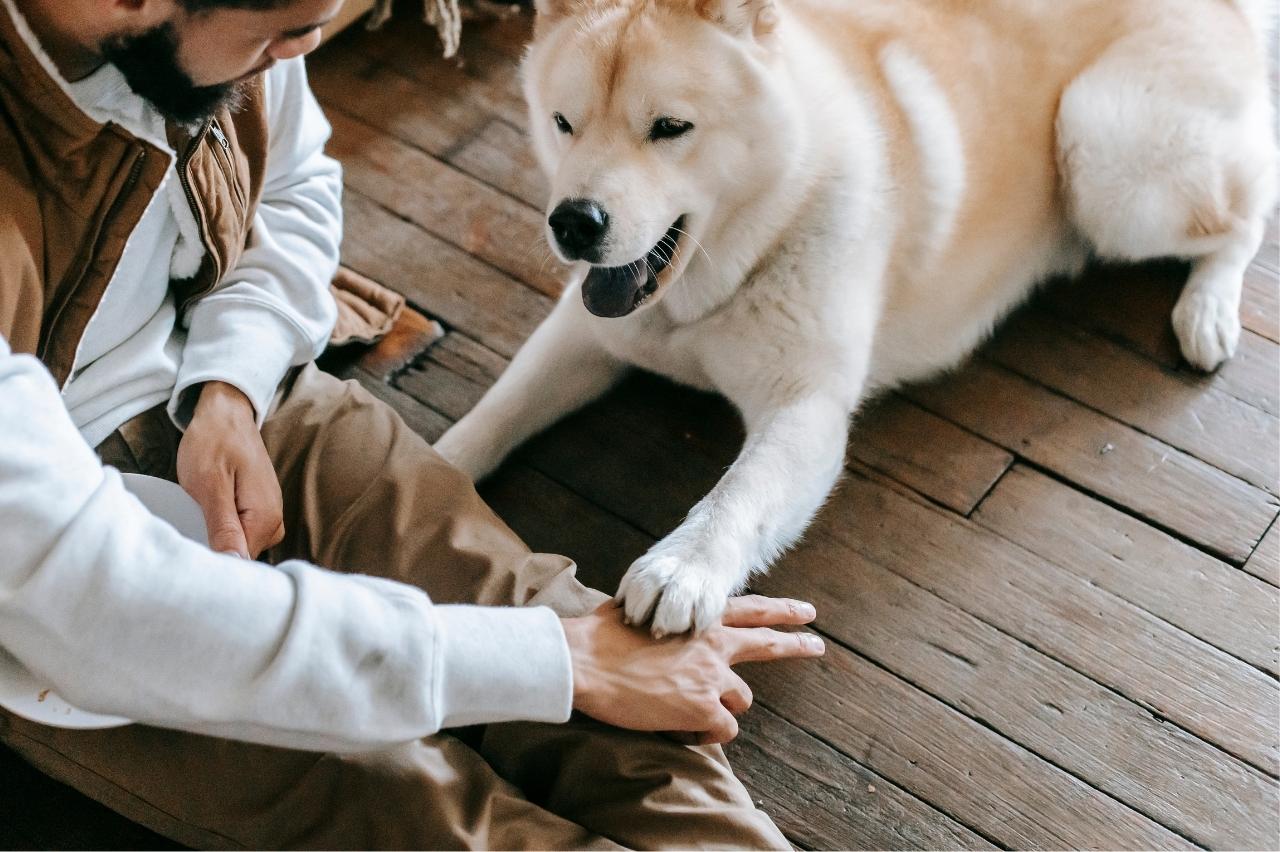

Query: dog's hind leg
435,288,626,481
1056,10,1277,370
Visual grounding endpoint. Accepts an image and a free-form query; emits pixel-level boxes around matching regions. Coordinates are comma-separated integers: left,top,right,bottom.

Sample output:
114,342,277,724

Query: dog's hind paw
616,551,736,637
1172,288,1240,372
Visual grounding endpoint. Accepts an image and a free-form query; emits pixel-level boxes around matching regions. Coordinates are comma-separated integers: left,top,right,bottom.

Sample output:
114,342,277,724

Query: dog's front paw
1172,288,1240,372
616,550,738,636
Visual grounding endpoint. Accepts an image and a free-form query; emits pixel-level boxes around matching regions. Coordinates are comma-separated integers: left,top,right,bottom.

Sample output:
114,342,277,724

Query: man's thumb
200,487,249,559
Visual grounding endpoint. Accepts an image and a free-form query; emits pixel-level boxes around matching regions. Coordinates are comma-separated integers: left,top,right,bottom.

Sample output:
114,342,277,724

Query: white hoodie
0,0,574,752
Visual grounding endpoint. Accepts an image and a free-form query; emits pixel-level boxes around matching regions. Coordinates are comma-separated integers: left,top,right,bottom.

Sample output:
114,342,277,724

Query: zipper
177,118,213,236
176,118,217,314
42,145,149,380
210,121,230,151
210,117,247,211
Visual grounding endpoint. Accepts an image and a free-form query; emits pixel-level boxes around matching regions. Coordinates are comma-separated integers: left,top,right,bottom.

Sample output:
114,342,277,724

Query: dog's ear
694,0,781,40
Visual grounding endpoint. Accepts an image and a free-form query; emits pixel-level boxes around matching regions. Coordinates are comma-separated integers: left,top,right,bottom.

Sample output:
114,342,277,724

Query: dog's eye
553,112,574,135
650,117,693,141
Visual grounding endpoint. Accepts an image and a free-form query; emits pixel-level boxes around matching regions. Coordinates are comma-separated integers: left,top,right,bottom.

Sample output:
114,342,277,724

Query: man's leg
1,400,616,850
2,364,785,849
262,365,787,850
1,716,614,849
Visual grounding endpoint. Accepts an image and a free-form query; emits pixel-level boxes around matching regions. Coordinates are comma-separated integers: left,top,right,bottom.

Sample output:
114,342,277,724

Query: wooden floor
4,9,1279,850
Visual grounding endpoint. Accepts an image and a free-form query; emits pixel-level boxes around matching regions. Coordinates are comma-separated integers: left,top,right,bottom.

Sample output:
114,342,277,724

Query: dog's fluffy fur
436,0,1278,634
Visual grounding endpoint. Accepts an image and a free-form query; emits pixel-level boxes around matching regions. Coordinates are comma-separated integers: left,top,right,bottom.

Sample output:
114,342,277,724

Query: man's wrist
562,616,592,710
192,381,257,424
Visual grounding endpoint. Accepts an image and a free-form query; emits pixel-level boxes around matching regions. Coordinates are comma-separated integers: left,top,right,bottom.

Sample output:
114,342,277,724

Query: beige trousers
0,364,786,850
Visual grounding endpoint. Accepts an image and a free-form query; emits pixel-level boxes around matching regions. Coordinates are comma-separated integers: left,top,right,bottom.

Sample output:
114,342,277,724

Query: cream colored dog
436,0,1277,635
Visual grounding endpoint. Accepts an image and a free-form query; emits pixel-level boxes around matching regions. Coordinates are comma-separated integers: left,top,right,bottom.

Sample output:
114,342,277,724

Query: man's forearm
170,58,341,431
0,341,573,751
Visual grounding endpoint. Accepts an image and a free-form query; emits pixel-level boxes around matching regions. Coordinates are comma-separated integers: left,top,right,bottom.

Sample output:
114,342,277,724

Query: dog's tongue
582,261,653,318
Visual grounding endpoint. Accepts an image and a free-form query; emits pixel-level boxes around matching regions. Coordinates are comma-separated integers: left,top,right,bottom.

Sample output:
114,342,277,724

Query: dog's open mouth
581,216,686,318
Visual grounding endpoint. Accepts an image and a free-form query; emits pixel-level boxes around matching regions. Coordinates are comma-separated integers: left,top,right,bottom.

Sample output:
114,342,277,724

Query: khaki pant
0,365,786,850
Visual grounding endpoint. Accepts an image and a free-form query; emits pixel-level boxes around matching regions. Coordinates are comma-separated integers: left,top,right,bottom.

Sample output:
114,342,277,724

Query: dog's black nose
549,199,609,260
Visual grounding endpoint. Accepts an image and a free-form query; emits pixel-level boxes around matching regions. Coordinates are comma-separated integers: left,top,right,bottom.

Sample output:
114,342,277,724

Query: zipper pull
210,121,230,150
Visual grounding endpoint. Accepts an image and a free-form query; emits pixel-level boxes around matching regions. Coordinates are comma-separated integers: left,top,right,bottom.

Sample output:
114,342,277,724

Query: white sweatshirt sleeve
0,339,574,752
169,57,341,427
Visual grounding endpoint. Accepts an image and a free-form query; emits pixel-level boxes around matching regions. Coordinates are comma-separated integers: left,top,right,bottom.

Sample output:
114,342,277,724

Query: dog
435,0,1278,635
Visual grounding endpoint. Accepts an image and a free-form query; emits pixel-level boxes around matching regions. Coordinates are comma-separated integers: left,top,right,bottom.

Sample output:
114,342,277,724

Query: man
0,0,824,847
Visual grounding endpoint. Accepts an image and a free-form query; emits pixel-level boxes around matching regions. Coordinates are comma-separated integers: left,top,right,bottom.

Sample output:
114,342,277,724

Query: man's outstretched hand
177,381,284,559
562,595,825,745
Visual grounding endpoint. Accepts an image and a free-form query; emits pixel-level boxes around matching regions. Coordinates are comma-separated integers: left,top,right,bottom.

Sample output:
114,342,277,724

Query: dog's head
523,0,797,318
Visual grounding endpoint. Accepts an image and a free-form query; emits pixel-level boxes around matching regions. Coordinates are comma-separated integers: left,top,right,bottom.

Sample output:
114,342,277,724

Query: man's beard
100,23,244,127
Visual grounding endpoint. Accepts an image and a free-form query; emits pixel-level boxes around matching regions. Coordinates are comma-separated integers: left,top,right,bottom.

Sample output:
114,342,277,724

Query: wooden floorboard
6,9,1278,850
727,706,996,851
985,310,1278,494
974,465,1279,676
905,358,1276,564
1040,261,1280,417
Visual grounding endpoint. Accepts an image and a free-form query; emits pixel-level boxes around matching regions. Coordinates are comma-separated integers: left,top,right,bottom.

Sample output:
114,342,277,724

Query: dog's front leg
435,292,625,480
617,392,851,636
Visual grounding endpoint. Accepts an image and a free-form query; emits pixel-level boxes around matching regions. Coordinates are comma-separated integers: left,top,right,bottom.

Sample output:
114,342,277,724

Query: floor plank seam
842,457,982,520
962,459,1014,520
1011,454,1268,571
443,151,547,213
906,375,1270,568
1244,514,1280,574
979,353,1280,500
438,114,497,163
315,60,490,157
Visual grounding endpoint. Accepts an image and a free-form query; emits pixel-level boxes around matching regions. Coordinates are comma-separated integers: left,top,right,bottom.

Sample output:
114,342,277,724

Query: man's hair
175,0,297,11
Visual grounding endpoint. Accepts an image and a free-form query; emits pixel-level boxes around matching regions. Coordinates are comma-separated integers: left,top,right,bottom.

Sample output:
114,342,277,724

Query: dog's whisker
538,247,559,278
667,235,687,271
672,227,715,269
653,236,677,268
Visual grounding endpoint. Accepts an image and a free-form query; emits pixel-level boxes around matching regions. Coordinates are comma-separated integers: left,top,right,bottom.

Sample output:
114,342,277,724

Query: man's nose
269,29,323,62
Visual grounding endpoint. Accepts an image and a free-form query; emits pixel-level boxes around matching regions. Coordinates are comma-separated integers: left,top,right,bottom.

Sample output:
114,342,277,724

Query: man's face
101,0,342,125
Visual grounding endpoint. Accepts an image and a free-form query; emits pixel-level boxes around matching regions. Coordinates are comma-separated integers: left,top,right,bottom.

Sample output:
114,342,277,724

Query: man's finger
722,595,817,628
193,478,249,559
239,507,284,560
698,708,740,745
235,464,285,559
729,627,825,664
721,672,753,715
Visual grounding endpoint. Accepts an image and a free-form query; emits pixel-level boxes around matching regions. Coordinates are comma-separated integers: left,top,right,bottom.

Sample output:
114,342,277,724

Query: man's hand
177,381,284,559
562,595,825,745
